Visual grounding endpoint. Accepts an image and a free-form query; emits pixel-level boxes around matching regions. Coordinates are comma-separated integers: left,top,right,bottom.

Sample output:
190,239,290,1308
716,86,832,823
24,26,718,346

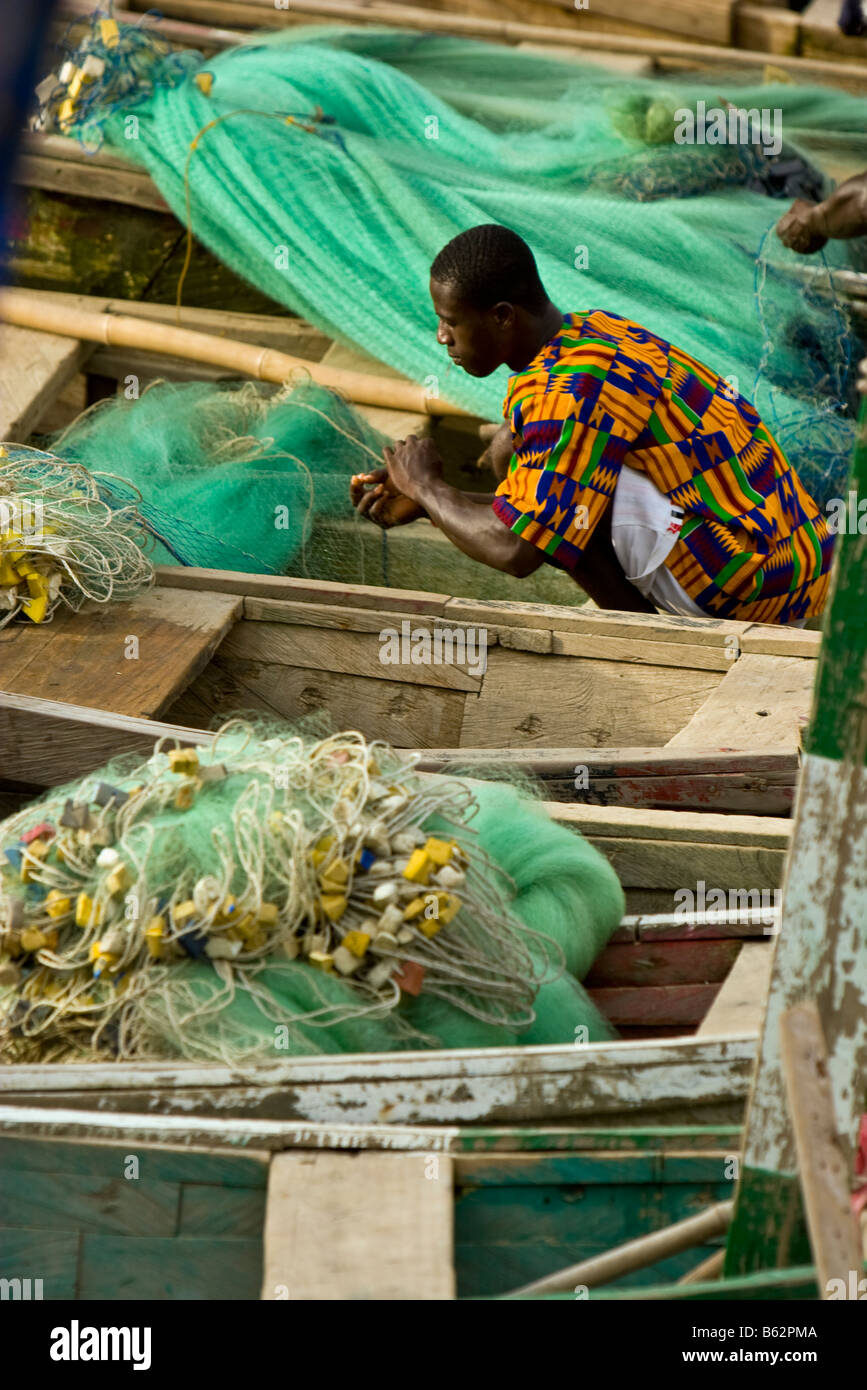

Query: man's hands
350,467,425,529
775,198,828,255
382,435,444,504
351,436,444,529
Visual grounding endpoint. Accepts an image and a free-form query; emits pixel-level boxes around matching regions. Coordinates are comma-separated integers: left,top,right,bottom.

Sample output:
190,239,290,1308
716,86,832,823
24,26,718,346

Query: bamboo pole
676,1247,726,1285
505,1199,735,1297
0,288,471,419
110,0,867,86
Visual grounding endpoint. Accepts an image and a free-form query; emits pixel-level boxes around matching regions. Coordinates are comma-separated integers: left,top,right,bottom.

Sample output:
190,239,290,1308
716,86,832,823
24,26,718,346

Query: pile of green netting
51,379,387,573
45,15,867,504
0,720,625,1063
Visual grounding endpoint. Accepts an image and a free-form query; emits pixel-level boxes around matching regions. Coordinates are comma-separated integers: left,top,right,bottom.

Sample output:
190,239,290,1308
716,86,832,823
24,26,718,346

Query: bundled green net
42,16,867,505
50,379,387,573
0,720,624,1063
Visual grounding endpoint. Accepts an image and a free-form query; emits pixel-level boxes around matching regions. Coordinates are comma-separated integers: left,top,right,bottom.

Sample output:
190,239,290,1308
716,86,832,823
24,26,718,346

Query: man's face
430,277,510,378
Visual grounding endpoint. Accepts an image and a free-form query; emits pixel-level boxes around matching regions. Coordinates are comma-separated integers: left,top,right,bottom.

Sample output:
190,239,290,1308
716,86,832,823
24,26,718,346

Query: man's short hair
431,225,548,313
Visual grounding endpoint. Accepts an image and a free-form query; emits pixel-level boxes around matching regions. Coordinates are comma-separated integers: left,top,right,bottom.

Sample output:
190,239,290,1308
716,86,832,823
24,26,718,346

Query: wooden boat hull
0,1111,818,1299
0,594,796,1301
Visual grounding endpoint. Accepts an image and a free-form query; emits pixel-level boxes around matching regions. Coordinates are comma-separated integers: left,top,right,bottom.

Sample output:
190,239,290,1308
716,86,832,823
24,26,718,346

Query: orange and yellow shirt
492,310,832,623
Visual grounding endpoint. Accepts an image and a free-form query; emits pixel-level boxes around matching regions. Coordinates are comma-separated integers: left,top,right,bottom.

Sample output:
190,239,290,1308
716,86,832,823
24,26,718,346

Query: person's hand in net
350,467,425,528
775,198,828,255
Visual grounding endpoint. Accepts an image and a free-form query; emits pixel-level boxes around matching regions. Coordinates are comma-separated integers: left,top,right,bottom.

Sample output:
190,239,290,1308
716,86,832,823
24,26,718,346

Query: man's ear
491,301,516,331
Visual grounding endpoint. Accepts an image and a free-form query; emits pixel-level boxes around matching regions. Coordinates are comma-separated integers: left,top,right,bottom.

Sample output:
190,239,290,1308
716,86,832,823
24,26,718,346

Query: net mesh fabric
0,721,624,1062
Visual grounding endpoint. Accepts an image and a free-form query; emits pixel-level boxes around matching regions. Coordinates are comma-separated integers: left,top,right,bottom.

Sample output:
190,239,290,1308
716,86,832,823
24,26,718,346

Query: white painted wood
780,1001,863,1296
0,1106,463,1152
0,1035,757,1124
743,752,867,1175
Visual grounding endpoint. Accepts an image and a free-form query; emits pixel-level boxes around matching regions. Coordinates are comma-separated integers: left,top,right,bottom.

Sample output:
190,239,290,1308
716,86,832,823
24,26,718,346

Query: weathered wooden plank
0,321,90,439
14,150,171,213
0,691,213,786
665,653,817,751
586,940,742,988
624,908,777,942
739,625,822,659
168,654,468,747
261,1151,455,1299
445,596,750,645
553,804,792,848
242,597,498,640
418,745,797,811
0,1229,79,1299
0,1038,756,1128
0,588,241,718
779,1001,864,1298
589,984,720,1027
733,3,803,57
79,1234,262,1300
220,618,484,691
460,647,720,748
586,837,786,890
697,943,774,1039
0,1172,179,1236
155,565,451,614
551,631,735,671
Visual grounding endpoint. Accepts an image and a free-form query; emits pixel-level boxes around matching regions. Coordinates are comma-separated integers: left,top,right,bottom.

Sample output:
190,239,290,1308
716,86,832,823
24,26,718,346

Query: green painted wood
726,399,867,1275
0,1228,79,1299
588,1265,820,1300
454,1126,743,1153
807,398,867,763
517,1266,820,1299
178,1184,267,1237
660,1153,740,1183
454,1179,731,1297
725,1168,810,1277
9,189,181,303
0,1136,268,1187
460,1241,717,1296
8,187,296,315
0,1171,179,1236
79,1235,262,1300
455,1151,735,1185
454,1154,661,1185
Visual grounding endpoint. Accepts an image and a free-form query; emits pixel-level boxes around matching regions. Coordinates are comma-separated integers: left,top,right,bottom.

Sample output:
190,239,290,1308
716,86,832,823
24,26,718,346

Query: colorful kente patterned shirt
491,310,833,624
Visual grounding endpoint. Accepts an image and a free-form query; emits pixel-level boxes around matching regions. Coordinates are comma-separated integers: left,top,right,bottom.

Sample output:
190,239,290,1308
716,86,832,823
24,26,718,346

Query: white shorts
610,466,807,628
610,465,706,617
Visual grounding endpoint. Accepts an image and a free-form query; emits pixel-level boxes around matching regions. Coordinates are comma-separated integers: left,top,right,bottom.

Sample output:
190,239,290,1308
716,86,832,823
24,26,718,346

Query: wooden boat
1,1105,815,1301
0,683,793,1299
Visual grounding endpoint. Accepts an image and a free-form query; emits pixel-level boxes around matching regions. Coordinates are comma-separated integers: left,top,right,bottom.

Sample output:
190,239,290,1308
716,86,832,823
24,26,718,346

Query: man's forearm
422,480,540,575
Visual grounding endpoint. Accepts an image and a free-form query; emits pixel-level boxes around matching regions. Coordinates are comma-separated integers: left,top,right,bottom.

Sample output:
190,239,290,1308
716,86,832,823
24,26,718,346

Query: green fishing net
50,378,387,573
0,720,623,1062
51,19,867,505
